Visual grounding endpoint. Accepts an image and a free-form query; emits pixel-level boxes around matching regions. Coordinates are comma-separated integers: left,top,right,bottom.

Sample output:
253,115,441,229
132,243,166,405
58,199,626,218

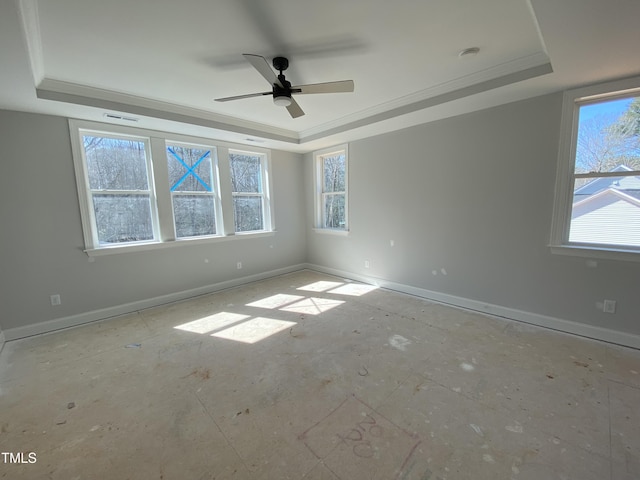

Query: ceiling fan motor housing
272,56,289,72
272,57,292,106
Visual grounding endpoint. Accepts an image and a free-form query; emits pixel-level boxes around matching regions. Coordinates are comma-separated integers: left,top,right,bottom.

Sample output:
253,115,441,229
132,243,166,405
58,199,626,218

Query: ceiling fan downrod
272,56,292,106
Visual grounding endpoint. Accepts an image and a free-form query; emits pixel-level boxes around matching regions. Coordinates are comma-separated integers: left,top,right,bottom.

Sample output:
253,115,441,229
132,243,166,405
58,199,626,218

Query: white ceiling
1,0,639,153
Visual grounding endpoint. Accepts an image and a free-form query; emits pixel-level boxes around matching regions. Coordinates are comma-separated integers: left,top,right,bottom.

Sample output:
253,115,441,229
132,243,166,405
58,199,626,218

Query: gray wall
0,110,306,332
305,93,640,336
3,93,639,339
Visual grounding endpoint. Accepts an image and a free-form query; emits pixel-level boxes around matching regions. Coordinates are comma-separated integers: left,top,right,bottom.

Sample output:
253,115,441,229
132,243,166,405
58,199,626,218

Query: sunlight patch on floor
280,297,345,315
173,312,250,334
211,317,297,344
174,280,375,343
328,283,378,296
246,294,305,309
296,281,343,292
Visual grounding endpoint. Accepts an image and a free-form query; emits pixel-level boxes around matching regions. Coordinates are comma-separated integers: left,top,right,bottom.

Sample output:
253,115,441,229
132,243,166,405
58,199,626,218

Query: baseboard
6,262,640,350
4,264,306,341
304,263,640,350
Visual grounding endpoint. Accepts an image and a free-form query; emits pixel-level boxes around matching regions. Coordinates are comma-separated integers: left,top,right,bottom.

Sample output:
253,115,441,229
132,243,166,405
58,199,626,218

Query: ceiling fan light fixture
273,94,292,107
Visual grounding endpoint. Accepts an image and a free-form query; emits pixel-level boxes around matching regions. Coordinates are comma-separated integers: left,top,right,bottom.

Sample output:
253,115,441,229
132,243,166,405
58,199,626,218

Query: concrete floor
1,270,639,480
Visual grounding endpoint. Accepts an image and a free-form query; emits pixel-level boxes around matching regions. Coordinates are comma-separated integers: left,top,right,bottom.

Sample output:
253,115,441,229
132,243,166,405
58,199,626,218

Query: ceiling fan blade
292,80,354,95
243,53,283,88
215,91,271,102
286,98,305,118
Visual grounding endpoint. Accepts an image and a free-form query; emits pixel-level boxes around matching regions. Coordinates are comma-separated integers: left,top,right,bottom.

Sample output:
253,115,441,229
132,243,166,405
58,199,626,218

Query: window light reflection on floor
296,281,343,292
174,312,250,334
211,317,296,344
296,280,378,297
173,280,376,344
327,283,378,296
246,294,304,309
246,292,345,315
280,297,345,315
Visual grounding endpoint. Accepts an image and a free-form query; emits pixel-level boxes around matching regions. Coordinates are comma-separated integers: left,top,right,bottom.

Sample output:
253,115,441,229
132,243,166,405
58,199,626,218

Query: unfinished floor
0,270,639,480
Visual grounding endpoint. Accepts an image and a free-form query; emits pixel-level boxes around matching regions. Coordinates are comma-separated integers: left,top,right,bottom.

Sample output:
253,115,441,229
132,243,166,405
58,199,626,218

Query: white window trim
82,231,276,257
313,144,349,234
69,119,275,256
228,148,274,234
70,126,160,249
549,76,640,262
164,140,222,240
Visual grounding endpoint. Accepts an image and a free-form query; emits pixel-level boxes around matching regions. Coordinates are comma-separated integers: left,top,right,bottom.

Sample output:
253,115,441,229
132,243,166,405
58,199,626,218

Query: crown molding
15,0,552,147
25,0,551,148
36,78,300,143
34,53,552,147
16,0,44,84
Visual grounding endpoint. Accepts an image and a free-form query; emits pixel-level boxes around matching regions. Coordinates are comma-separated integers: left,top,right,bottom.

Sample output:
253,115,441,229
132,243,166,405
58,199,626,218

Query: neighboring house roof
570,188,640,247
573,187,640,211
574,165,640,202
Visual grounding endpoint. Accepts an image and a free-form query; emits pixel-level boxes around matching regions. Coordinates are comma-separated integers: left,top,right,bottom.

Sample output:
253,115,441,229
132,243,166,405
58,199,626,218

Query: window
70,120,273,255
551,76,640,260
229,150,269,233
314,145,348,232
80,133,157,246
166,143,219,238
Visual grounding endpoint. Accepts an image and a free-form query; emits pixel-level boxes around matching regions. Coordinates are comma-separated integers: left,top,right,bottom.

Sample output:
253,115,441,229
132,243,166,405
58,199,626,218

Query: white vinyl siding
570,192,640,247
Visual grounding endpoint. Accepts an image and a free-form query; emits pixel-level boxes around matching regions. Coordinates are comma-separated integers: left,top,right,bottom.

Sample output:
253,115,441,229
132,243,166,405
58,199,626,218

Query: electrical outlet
50,294,61,306
603,299,616,314
237,261,242,270
364,260,370,269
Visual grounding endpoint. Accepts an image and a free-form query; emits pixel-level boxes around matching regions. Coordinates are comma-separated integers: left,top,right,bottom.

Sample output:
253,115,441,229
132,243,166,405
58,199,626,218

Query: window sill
84,231,276,257
549,244,640,263
313,228,350,237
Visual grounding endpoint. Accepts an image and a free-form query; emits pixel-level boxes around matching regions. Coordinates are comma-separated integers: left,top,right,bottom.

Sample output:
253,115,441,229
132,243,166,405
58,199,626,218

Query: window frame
550,76,640,262
165,140,222,240
313,144,349,234
69,119,275,256
228,148,272,234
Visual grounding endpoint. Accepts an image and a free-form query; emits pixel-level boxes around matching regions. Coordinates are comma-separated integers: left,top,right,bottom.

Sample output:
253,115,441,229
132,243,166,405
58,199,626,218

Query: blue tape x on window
168,147,212,192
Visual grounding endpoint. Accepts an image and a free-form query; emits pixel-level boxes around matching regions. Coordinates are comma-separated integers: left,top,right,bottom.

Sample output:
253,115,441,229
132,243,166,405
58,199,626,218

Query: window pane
324,194,346,229
571,96,640,248
230,153,262,193
569,176,640,247
172,195,216,238
323,154,346,192
166,145,213,192
576,97,640,174
233,196,263,232
83,136,149,190
92,194,154,244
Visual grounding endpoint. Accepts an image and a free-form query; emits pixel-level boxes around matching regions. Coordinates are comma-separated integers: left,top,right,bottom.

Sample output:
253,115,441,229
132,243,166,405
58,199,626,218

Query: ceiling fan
214,54,355,118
